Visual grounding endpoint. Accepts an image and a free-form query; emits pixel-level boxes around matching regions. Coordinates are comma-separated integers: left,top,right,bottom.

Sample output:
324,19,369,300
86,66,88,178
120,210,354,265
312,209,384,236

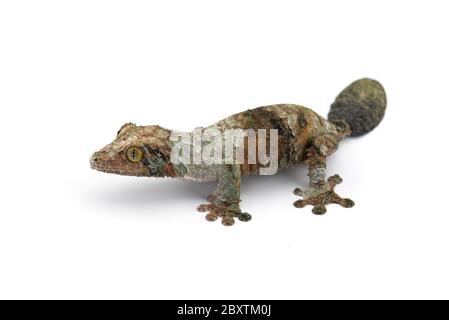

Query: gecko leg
197,165,251,226
293,135,355,214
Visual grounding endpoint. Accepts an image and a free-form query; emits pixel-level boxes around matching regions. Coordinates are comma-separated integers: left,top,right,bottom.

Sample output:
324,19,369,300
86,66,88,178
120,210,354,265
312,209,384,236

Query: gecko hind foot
293,174,355,215
197,202,251,226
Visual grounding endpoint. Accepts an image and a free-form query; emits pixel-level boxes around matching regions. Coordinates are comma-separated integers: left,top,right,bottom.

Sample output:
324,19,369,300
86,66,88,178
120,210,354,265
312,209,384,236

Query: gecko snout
90,152,102,169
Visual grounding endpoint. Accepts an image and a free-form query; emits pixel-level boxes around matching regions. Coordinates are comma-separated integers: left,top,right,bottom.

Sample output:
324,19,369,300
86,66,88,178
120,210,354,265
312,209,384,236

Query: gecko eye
126,146,144,163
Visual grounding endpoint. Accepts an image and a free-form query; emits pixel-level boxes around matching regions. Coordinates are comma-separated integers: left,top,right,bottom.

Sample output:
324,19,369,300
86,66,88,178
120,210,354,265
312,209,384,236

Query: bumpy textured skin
91,78,386,226
328,78,387,137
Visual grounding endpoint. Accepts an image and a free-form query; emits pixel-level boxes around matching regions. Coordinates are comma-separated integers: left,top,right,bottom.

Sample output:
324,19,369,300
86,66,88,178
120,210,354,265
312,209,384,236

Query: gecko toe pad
293,175,355,214
197,202,250,226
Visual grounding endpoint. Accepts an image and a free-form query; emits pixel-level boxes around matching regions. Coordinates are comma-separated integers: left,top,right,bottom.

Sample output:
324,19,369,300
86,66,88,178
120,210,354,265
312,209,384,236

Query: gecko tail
328,78,387,137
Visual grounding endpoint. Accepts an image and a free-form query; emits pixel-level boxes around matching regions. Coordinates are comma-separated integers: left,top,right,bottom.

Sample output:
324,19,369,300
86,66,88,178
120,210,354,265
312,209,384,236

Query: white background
1,0,448,299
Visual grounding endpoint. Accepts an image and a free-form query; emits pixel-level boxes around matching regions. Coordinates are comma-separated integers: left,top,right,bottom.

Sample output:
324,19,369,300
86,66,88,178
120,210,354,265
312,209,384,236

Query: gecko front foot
293,174,355,215
197,197,252,226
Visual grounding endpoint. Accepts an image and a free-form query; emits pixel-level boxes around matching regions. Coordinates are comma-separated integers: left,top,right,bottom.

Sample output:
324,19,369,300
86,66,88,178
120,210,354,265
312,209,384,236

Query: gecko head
90,123,173,177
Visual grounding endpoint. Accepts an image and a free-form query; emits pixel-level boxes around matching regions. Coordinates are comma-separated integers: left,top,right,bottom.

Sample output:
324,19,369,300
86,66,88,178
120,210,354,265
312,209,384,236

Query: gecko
90,78,387,226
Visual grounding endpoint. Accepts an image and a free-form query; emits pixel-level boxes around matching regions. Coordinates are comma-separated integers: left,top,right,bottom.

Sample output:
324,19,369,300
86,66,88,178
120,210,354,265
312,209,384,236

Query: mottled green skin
212,104,343,175
91,78,386,226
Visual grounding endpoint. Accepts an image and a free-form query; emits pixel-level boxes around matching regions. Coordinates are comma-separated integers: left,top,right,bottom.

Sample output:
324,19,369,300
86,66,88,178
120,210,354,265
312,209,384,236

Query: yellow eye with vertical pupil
126,146,143,163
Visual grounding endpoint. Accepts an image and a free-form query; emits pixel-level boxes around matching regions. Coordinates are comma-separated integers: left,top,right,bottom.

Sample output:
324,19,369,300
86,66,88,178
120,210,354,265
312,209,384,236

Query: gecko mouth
90,156,147,176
